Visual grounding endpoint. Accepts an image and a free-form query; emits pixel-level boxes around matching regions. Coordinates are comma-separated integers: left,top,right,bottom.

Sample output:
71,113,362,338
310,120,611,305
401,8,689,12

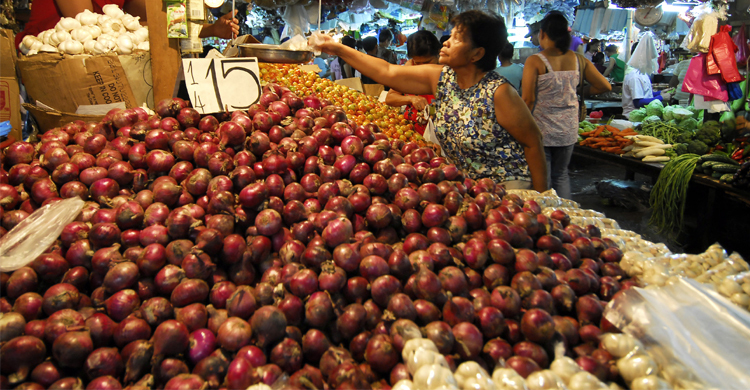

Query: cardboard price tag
182,58,262,114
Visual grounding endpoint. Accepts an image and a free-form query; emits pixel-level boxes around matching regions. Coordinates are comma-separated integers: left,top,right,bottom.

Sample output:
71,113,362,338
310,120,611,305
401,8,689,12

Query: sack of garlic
18,5,147,56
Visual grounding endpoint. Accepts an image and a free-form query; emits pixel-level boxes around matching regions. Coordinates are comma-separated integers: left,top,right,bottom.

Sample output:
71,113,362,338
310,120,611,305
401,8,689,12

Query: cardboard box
0,29,23,141
363,84,384,97
335,77,363,93
23,104,104,131
17,51,153,132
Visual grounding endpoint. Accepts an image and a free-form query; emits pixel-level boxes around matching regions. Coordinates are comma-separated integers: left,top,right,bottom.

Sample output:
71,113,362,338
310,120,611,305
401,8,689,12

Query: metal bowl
238,44,314,64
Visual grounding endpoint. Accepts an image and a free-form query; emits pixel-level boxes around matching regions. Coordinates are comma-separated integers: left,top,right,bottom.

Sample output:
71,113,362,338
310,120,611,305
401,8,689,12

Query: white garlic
413,364,459,390
86,25,102,39
731,292,750,307
70,28,93,43
718,278,743,297
102,4,125,19
98,14,112,25
245,384,273,390
616,355,658,384
600,334,644,358
92,41,110,55
455,362,495,390
49,30,71,47
134,27,149,44
56,17,81,32
121,14,141,31
38,29,54,45
59,39,84,55
136,41,149,51
568,371,608,390
75,9,98,26
525,370,565,390
116,34,134,54
492,368,529,390
18,43,30,55
39,44,58,53
550,357,582,384
83,40,97,54
629,375,671,390
97,35,117,52
28,39,43,52
392,379,415,390
126,31,142,45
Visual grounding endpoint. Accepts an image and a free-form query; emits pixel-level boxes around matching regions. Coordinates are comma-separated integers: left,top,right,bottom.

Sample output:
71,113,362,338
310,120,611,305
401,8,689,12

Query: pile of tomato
259,63,428,146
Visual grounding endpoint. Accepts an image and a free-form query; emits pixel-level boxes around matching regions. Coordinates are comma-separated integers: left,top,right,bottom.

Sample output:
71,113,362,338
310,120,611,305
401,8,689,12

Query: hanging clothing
433,67,530,184
16,0,126,48
608,53,627,82
531,53,580,147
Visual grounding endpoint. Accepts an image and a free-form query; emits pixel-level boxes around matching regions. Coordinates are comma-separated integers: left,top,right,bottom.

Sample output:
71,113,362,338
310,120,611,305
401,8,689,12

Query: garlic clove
83,40,97,54
39,43,58,53
102,4,125,19
136,41,149,51
75,9,98,26
87,25,102,39
70,28,93,44
121,15,142,31
56,17,81,32
134,27,149,43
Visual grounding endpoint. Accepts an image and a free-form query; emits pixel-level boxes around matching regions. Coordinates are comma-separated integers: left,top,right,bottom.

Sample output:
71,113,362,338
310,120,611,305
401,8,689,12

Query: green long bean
640,122,683,145
649,154,701,239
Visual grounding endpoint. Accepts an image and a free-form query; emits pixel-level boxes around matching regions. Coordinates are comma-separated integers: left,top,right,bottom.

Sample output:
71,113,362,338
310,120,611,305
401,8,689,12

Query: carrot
602,146,623,154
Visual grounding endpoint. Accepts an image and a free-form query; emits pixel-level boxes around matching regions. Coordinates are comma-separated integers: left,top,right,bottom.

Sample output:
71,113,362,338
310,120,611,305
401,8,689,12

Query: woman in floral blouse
311,11,547,192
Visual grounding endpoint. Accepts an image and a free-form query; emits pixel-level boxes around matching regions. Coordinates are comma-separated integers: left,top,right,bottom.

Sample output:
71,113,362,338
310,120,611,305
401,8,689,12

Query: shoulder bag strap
576,53,587,121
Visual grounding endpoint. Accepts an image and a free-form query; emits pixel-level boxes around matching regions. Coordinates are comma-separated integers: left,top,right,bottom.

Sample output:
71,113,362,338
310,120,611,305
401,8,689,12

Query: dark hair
450,10,507,72
540,13,571,53
605,44,618,54
586,39,600,52
362,36,378,53
341,35,356,48
592,52,605,65
407,30,441,58
378,29,393,44
499,42,514,60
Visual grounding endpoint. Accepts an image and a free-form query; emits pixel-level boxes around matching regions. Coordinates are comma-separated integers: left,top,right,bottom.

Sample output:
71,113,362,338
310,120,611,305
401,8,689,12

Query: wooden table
572,145,750,255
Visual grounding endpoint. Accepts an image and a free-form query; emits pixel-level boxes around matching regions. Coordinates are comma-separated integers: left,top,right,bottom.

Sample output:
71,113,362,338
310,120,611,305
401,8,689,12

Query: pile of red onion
0,82,633,390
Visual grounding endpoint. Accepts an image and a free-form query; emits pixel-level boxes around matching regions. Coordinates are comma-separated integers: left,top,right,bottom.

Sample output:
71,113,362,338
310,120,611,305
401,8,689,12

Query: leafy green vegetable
628,108,647,122
672,108,694,121
678,117,698,132
646,100,664,118
672,143,689,155
696,121,721,146
663,105,676,121
643,115,662,125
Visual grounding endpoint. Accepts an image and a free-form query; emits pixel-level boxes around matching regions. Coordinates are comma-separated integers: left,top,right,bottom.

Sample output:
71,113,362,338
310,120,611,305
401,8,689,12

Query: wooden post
146,1,181,103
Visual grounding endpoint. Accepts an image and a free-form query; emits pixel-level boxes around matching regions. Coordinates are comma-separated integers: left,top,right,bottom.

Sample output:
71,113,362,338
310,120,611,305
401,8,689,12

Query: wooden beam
146,1,181,103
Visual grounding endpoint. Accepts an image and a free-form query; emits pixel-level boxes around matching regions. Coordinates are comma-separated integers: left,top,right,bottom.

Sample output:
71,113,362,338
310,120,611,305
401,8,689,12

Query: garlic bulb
70,28,93,43
134,27,149,43
76,9,98,26
403,339,438,360
49,30,72,46
91,41,110,55
18,43,30,55
38,30,54,45
550,357,582,384
86,25,102,39
616,355,658,384
22,35,40,50
393,380,415,390
39,44,58,53
116,34,134,54
59,39,84,55
100,18,125,36
413,364,459,390
98,14,112,26
567,372,608,390
525,370,565,390
491,369,529,390
28,39,43,52
126,31,142,45
56,17,81,32
121,15,141,31
97,35,117,52
454,362,496,390
136,41,150,51
245,384,272,390
102,4,125,19
600,334,644,358
629,376,671,390
83,40,97,54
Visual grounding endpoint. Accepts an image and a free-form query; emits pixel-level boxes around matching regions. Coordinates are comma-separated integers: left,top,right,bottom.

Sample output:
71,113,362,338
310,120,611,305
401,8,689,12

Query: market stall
2,1,750,389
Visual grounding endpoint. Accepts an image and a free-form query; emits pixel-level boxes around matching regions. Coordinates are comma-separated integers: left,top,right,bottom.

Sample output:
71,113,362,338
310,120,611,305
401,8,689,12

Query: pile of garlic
18,4,149,56
491,359,623,390
599,333,680,390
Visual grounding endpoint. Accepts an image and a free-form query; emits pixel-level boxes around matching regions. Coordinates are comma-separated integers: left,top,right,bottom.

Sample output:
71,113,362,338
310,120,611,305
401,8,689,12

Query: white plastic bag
627,32,659,75
281,5,310,39
604,278,750,389
0,197,84,272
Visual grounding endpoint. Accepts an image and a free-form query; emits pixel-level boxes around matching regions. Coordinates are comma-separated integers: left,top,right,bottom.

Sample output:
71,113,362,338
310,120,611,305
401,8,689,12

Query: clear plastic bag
0,197,84,272
604,278,750,389
525,370,567,390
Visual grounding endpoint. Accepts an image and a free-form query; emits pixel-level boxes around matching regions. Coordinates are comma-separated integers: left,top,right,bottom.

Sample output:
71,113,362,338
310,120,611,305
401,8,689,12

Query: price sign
182,58,262,114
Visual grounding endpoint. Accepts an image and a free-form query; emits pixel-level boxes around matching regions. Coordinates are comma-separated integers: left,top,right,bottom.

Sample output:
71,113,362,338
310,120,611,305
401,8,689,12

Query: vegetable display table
572,145,750,255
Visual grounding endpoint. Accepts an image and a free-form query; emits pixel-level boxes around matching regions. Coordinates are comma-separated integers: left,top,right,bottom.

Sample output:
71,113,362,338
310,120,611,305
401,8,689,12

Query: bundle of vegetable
649,154,702,237
621,135,672,162
637,120,683,145
578,125,637,154
18,4,148,56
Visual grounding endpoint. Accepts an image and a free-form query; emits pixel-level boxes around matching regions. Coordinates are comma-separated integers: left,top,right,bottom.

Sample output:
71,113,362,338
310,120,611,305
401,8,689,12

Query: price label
182,58,262,114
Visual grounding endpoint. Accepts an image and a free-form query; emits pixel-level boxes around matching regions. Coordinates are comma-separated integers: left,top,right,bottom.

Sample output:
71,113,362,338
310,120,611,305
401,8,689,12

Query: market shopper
669,58,692,106
377,29,398,64
584,38,601,61
385,30,441,135
493,42,523,91
521,12,611,198
311,11,548,191
602,44,626,82
331,35,357,80
16,0,239,48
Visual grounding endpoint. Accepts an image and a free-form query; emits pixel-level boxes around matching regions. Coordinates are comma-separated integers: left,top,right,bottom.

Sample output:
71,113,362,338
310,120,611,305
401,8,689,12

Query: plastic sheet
682,53,729,102
604,278,750,389
0,197,84,272
734,24,748,67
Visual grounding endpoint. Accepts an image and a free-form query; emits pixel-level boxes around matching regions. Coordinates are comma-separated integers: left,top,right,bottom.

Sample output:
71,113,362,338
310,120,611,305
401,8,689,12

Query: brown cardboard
24,104,104,132
0,29,23,141
17,52,153,113
335,77,363,93
363,84,385,97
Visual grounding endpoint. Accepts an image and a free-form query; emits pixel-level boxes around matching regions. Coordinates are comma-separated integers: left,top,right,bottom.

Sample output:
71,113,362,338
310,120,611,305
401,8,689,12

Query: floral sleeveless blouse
433,66,530,183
